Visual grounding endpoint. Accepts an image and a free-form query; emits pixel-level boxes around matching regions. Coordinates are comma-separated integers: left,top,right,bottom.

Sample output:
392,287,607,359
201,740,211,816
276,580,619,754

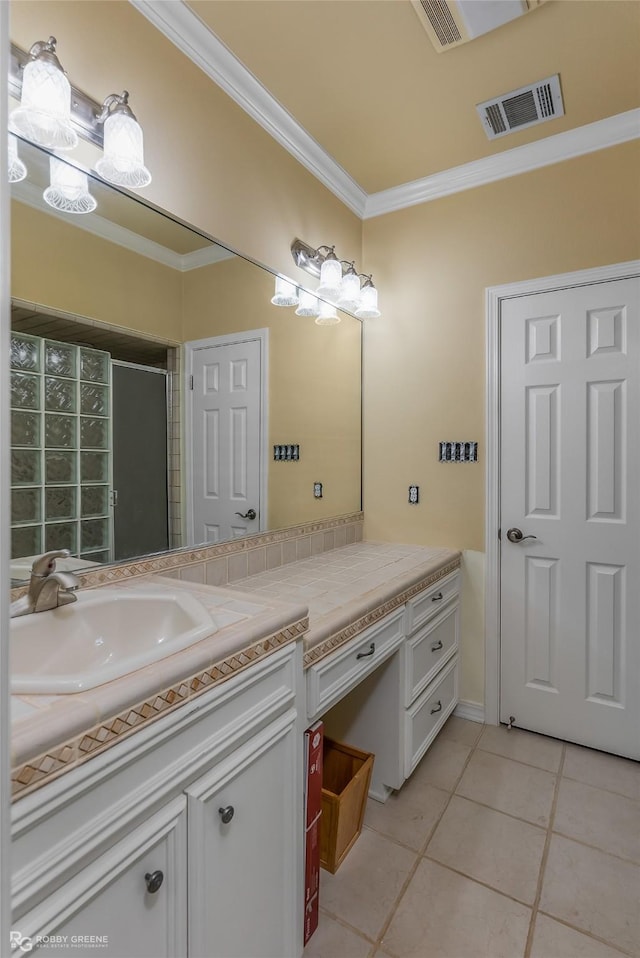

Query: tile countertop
229,542,462,666
10,542,460,799
10,577,308,782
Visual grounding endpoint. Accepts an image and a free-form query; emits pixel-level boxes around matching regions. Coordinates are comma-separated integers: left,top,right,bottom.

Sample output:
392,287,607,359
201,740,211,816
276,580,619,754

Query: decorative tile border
10,512,364,600
11,617,308,801
303,557,462,668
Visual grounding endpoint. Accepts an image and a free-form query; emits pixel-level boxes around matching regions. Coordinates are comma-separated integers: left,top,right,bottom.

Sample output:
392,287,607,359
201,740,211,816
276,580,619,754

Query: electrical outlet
313,482,323,498
408,485,419,504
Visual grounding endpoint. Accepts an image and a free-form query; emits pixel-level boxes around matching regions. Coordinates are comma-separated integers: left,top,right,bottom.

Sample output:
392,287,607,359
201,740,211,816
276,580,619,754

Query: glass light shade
316,254,342,299
355,283,381,319
95,112,151,188
295,289,320,317
337,269,361,312
10,58,78,151
315,300,341,326
271,276,299,307
43,157,97,214
8,135,27,183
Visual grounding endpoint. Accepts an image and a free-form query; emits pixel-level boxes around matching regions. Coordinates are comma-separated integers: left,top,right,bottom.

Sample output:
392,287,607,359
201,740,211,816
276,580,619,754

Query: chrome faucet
10,550,80,618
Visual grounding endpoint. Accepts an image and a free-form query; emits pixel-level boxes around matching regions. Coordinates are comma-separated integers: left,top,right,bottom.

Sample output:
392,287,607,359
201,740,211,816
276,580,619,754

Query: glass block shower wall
10,331,113,563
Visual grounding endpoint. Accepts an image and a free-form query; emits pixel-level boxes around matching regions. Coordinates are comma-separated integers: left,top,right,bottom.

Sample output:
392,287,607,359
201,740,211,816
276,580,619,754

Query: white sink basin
11,587,217,694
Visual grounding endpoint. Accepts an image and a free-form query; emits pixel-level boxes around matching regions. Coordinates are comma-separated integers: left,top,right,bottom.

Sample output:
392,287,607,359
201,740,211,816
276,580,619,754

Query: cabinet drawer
306,609,404,720
404,656,458,778
404,571,460,636
405,602,459,706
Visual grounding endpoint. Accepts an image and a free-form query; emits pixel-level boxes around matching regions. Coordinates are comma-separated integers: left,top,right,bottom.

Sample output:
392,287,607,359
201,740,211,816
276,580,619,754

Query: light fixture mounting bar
9,42,105,148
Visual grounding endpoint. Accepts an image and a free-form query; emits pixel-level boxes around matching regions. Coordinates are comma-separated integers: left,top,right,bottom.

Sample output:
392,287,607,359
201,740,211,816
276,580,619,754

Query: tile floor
304,717,640,958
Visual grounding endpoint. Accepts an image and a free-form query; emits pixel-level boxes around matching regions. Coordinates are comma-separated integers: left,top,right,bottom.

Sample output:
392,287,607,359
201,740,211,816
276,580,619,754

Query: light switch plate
313,482,323,498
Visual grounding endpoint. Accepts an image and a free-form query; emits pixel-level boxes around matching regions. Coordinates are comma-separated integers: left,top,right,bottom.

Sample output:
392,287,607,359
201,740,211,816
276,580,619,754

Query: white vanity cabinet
308,570,460,799
11,644,303,958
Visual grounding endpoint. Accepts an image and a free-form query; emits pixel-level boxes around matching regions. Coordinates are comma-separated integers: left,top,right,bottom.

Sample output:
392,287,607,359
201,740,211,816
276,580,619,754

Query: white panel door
189,338,262,544
500,278,639,758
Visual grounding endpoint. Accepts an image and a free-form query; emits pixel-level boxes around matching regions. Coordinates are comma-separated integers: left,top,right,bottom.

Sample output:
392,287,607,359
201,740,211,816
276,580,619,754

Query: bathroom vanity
9,536,460,958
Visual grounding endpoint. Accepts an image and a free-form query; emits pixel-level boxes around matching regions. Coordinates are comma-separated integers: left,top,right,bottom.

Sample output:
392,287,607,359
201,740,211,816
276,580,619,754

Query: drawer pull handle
356,642,375,660
431,640,443,652
218,805,235,824
430,700,442,715
431,592,443,602
145,870,164,894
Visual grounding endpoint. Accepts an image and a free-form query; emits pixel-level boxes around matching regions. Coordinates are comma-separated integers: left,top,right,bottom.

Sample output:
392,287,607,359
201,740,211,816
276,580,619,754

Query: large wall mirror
9,139,362,582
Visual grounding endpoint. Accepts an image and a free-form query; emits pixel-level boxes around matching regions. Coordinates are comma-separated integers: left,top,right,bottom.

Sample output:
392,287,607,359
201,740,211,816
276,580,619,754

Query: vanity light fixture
290,238,382,321
9,37,78,151
8,134,27,183
8,39,152,191
95,92,151,188
43,155,97,214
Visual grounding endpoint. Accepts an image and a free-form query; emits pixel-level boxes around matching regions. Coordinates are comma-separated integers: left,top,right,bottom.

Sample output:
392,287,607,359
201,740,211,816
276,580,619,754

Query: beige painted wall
10,1,362,282
183,257,362,528
362,141,640,702
11,201,182,340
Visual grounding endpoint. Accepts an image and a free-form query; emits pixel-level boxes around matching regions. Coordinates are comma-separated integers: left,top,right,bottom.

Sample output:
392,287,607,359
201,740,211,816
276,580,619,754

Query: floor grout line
368,732,480,953
523,741,566,958
475,744,562,775
535,910,636,957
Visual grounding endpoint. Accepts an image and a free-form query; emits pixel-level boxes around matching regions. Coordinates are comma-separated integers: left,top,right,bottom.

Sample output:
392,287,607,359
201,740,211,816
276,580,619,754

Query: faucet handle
31,549,71,577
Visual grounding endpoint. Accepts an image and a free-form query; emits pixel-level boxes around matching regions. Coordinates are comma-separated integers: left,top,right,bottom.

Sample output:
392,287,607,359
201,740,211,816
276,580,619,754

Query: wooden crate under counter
320,739,374,874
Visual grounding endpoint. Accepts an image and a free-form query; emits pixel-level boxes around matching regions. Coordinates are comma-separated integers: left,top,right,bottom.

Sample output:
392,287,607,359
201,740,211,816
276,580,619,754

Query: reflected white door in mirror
186,331,267,546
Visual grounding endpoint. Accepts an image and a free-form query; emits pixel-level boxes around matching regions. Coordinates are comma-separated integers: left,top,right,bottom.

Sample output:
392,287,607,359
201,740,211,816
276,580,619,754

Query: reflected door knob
145,870,164,894
218,805,235,824
506,528,538,543
234,509,256,520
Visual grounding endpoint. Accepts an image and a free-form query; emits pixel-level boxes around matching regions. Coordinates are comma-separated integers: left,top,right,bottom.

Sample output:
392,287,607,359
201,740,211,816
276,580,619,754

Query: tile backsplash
10,512,364,599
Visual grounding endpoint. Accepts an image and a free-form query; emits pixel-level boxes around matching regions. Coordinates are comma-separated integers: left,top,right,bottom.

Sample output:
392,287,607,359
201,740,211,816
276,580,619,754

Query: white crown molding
364,109,640,218
13,179,232,271
129,0,368,218
131,2,639,220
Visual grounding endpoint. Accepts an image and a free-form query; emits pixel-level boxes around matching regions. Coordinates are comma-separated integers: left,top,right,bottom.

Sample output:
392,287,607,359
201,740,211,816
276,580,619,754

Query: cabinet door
187,712,298,958
15,798,187,957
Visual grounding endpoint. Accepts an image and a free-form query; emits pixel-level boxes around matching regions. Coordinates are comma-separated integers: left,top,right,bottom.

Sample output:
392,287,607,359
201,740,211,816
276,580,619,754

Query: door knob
234,509,256,520
218,805,235,824
506,528,538,543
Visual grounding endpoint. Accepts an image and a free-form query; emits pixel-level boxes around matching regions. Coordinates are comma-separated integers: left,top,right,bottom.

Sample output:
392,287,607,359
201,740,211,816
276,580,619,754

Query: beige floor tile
563,744,640,801
426,795,546,904
540,835,640,955
554,778,640,863
456,749,556,826
477,724,562,772
437,715,484,748
364,780,449,851
382,859,531,958
409,737,471,792
304,913,373,958
531,915,629,958
320,828,418,941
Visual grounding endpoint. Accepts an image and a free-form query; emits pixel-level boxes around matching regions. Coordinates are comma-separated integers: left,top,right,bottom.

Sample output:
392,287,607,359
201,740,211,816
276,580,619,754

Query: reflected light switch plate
408,485,419,504
313,482,323,498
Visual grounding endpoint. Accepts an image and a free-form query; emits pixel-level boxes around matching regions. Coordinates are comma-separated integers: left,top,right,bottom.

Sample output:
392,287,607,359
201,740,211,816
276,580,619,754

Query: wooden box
320,739,374,874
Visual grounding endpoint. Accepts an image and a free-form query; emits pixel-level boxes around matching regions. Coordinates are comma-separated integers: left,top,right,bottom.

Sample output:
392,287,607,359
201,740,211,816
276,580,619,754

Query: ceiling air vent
477,74,564,140
411,0,548,53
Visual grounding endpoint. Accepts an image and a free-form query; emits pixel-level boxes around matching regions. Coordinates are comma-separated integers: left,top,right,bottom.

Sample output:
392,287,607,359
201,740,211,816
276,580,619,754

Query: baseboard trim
454,700,485,724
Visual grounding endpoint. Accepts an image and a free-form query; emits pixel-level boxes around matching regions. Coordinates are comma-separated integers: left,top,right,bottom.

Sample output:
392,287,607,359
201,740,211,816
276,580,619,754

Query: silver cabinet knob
506,527,538,543
218,805,234,824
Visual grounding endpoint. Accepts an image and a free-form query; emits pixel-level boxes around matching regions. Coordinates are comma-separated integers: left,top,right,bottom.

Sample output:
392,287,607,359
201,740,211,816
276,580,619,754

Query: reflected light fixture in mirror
295,289,320,317
8,134,27,183
271,275,299,307
43,156,97,214
315,300,340,326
